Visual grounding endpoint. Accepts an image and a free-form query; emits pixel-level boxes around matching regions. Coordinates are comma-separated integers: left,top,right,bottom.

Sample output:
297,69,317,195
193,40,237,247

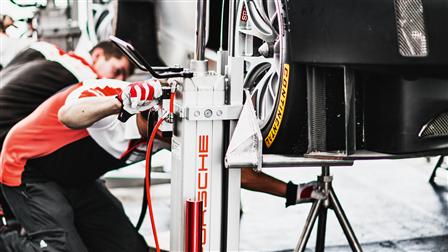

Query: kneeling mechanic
0,79,162,251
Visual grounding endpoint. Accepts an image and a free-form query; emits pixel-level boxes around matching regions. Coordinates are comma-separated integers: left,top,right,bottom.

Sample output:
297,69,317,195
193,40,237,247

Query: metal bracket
226,154,353,169
175,104,242,121
225,91,263,171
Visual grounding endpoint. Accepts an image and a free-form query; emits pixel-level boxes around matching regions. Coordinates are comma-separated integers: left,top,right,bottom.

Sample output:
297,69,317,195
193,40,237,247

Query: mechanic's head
89,41,135,80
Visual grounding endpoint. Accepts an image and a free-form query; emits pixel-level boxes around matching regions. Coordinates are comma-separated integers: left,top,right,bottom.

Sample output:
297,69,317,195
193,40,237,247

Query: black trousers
1,180,148,252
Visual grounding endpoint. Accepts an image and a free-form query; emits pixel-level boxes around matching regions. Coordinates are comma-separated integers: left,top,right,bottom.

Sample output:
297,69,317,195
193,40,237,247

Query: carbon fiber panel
420,113,448,138
394,0,428,57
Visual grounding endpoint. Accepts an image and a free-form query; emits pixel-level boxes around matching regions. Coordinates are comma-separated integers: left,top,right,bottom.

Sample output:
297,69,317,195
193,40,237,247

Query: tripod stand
429,155,448,184
295,166,363,252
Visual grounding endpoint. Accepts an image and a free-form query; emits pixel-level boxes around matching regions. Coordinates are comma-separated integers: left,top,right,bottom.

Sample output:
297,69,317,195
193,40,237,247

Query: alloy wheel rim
235,0,285,129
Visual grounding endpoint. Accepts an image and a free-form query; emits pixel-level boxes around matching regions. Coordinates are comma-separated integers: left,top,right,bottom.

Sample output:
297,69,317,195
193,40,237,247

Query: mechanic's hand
296,181,325,204
117,79,162,115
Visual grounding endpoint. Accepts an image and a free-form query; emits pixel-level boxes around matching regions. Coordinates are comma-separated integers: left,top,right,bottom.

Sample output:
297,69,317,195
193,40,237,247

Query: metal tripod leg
294,166,362,252
315,166,331,252
429,156,444,184
329,189,362,252
315,207,328,252
295,199,323,252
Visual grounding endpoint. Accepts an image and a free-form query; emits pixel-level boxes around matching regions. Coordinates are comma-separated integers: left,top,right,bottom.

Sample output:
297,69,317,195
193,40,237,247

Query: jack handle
110,36,193,79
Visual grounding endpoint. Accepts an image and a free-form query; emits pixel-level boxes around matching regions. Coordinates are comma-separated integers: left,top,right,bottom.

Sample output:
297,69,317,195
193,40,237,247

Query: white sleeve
87,115,142,159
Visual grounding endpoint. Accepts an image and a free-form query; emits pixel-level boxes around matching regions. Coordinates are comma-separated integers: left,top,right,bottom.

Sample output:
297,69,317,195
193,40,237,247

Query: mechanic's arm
59,79,162,129
58,96,121,129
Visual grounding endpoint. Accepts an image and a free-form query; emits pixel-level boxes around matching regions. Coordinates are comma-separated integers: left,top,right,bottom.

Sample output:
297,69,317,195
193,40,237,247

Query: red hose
119,140,146,160
145,91,175,252
145,116,164,252
145,87,176,252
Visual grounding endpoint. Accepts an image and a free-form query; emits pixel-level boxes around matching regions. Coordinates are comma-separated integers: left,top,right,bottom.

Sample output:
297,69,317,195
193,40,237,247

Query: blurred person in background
0,40,134,151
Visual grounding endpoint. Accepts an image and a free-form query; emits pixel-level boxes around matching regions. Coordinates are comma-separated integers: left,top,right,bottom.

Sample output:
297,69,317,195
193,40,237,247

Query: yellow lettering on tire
265,64,289,147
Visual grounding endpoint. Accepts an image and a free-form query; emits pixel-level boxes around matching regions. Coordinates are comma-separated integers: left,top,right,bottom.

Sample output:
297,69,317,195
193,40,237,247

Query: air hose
135,110,158,231
143,89,176,252
144,115,165,252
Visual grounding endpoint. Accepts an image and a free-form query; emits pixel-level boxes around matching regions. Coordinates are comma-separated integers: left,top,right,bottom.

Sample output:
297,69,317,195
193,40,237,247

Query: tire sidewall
261,1,308,154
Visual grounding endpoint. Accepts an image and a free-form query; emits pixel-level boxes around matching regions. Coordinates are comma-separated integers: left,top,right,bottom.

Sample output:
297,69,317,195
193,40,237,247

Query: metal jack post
295,166,362,252
169,0,244,251
110,1,243,250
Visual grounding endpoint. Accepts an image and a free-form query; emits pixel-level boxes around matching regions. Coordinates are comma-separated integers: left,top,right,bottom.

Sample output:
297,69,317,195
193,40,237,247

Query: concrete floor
108,157,448,251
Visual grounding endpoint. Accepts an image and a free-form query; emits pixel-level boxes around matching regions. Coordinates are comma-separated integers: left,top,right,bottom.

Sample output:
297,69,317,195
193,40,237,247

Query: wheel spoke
261,71,277,121
267,0,278,23
267,73,277,101
274,39,280,53
270,13,277,24
240,0,277,43
237,0,285,129
273,40,281,75
251,66,277,122
252,66,273,95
